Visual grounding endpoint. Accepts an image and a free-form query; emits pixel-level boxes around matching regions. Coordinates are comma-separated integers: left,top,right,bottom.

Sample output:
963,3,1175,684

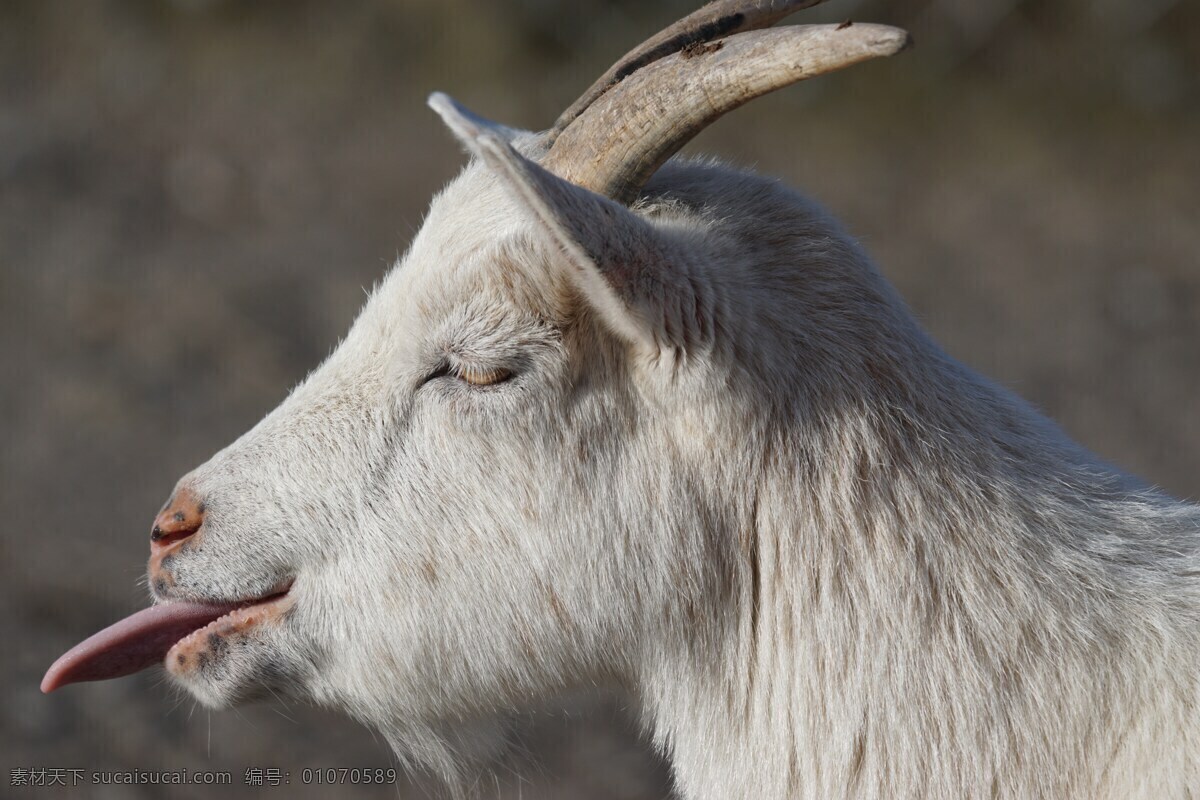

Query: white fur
151,92,1200,798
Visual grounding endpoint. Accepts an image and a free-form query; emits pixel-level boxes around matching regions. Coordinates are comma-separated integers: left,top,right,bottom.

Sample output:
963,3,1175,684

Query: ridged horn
548,0,831,142
546,21,911,205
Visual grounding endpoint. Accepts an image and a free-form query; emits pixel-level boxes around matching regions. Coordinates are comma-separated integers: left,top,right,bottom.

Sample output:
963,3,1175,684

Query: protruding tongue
41,601,241,693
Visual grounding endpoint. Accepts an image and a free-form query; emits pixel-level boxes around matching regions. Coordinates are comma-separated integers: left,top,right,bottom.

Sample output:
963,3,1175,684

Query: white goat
44,1,1199,798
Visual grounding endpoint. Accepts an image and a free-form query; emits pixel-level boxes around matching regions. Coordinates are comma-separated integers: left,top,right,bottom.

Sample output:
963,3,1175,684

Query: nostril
150,522,198,544
150,486,206,548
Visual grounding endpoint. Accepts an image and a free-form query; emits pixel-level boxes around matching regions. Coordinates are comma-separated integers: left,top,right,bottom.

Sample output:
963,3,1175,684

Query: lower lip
166,589,294,670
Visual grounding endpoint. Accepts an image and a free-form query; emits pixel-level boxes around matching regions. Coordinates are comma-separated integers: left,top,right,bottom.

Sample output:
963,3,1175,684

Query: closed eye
456,364,512,387
419,361,514,389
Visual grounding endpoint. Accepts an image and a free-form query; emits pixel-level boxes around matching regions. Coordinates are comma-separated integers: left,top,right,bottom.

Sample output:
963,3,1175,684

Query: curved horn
546,22,911,205
548,0,831,142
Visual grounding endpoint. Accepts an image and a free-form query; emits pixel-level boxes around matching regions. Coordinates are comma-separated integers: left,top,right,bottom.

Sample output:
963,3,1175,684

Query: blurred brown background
2,1,1197,797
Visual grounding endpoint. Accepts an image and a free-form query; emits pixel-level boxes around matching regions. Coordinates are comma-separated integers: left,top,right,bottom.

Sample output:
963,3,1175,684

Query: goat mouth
41,584,293,693
166,588,294,677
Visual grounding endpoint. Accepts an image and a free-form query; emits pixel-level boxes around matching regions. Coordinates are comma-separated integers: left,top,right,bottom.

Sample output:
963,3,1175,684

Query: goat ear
429,92,701,356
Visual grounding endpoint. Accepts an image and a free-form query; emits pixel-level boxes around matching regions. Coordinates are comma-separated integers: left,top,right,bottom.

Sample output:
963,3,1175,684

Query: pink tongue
41,601,241,693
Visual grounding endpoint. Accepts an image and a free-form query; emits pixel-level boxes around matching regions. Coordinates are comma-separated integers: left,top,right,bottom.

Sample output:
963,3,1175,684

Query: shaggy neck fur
628,163,1200,800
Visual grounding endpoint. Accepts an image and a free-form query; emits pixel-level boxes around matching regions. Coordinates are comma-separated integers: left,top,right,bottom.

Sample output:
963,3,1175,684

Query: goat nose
151,486,205,550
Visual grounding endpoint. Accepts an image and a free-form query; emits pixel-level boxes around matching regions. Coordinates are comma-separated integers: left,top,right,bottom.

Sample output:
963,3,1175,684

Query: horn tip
828,23,914,58
864,25,913,57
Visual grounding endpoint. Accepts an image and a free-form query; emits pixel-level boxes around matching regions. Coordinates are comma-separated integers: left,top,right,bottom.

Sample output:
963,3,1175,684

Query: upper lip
181,580,294,608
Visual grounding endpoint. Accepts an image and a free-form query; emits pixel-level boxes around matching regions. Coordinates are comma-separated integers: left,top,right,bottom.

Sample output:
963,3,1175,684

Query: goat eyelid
455,364,514,387
418,359,514,389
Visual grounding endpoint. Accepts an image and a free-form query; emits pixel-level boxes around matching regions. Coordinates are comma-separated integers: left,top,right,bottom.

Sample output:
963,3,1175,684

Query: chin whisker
262,685,298,725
